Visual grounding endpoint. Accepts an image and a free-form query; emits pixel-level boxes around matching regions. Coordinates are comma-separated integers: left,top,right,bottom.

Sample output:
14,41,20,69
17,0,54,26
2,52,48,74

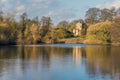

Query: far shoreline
0,42,119,47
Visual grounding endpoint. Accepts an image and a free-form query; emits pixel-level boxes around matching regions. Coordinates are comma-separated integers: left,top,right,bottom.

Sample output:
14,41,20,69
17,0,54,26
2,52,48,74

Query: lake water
0,44,120,80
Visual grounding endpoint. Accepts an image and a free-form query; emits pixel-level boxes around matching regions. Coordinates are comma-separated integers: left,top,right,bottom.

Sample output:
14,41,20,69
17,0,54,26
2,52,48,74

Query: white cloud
16,5,26,11
97,0,120,9
46,8,76,24
0,0,10,12
1,0,7,3
0,0,76,23
32,0,47,2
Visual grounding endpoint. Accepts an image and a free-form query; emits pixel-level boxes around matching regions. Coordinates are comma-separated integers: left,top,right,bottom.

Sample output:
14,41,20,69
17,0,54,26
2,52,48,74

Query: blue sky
0,0,120,24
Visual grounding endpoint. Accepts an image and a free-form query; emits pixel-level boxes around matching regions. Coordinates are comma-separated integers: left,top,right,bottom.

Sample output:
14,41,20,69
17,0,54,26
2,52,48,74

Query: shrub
84,21,112,44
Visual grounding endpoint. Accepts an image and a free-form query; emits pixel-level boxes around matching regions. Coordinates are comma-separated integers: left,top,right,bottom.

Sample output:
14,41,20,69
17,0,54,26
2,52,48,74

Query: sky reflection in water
0,44,120,80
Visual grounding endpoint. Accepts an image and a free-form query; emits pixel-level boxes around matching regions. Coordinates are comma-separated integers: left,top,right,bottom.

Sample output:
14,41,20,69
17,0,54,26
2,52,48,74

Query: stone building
73,22,87,37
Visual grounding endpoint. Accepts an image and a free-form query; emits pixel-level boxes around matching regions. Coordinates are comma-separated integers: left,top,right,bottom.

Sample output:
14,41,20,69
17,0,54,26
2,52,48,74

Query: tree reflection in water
0,45,120,80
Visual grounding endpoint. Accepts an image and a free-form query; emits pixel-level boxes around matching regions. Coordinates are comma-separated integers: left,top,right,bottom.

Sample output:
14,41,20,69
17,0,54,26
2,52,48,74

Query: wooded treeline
0,7,120,45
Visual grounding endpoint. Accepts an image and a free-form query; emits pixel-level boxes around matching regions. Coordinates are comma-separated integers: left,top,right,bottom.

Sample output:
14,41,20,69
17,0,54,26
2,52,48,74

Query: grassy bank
59,37,84,44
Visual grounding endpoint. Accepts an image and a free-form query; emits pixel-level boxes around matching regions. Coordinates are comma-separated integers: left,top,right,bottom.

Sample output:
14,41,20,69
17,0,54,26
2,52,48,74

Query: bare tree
85,8,100,24
100,7,116,21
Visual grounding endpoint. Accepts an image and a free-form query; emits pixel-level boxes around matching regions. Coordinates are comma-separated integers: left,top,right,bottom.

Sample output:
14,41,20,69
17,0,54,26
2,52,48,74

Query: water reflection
0,45,120,80
85,46,120,80
73,47,86,65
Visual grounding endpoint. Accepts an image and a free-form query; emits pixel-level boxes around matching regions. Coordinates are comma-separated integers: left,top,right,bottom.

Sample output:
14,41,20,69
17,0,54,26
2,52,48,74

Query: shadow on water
0,44,120,80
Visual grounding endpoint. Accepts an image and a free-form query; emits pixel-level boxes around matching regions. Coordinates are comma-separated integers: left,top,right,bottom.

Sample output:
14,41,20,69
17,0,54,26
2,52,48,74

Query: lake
0,44,120,80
